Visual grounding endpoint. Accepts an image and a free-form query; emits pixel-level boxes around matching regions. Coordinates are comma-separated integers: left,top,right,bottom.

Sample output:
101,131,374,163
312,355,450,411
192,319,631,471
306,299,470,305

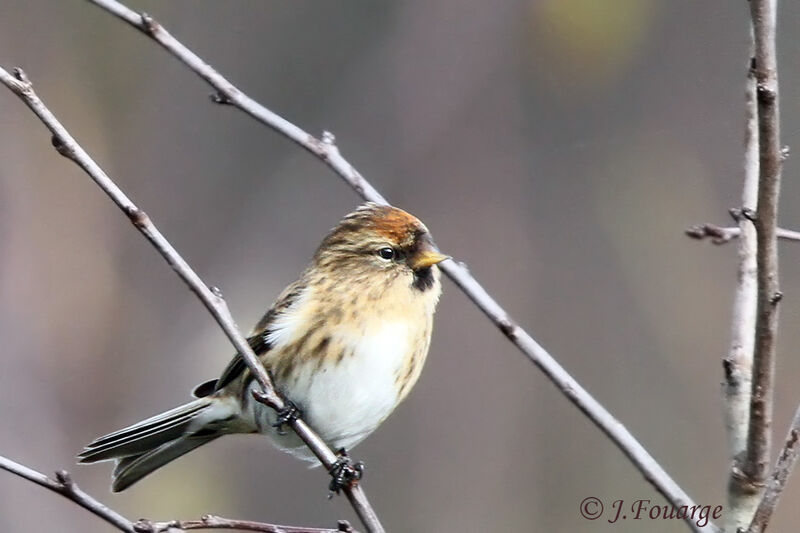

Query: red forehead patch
346,204,425,244
372,209,422,243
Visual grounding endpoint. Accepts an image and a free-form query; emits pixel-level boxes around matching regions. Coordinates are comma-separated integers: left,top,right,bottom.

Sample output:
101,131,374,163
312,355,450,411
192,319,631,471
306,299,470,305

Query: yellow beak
409,249,450,270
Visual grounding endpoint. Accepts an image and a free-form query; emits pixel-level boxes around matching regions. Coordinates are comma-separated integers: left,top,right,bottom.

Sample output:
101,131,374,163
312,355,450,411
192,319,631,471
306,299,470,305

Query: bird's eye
377,247,395,260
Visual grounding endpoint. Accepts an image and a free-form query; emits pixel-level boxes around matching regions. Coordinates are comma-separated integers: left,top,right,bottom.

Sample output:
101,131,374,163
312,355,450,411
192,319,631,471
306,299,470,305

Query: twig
724,37,762,533
0,455,134,532
746,405,800,533
133,516,356,533
0,454,353,533
742,0,783,509
686,224,800,244
0,66,383,533
82,1,720,531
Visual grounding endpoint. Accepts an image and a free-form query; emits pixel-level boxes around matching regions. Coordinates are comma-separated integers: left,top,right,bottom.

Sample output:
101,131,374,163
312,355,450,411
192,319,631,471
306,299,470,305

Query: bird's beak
409,249,450,270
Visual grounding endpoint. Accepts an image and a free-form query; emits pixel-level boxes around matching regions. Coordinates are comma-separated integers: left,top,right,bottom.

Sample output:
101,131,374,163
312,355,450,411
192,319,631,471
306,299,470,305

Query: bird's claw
271,400,301,436
327,448,364,496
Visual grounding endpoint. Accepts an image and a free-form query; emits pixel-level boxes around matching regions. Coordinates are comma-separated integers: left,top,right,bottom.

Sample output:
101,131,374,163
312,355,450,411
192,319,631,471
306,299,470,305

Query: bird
78,203,448,492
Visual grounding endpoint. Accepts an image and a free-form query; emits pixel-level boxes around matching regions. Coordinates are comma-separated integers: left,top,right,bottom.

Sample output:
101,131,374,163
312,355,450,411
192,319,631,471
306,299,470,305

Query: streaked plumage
79,203,446,491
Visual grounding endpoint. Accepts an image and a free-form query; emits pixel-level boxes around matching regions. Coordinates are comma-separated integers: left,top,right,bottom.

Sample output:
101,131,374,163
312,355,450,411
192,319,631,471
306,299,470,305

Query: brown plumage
79,203,447,492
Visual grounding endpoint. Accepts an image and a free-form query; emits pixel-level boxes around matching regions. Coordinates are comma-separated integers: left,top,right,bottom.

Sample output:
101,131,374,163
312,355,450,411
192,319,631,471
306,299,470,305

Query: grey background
2,1,800,532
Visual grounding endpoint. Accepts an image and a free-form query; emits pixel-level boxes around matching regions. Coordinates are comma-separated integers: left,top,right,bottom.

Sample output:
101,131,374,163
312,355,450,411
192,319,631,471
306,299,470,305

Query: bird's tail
78,396,237,492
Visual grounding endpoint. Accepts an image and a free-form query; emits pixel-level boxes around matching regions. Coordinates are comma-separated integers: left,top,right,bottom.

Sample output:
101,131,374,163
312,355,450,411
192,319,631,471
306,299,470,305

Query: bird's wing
191,378,218,398
211,280,307,393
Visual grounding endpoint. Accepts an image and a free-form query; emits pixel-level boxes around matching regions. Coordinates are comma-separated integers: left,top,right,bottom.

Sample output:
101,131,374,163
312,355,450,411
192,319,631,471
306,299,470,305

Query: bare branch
686,224,800,244
746,406,800,533
0,454,352,533
133,515,356,533
86,0,388,204
743,0,783,503
0,66,383,533
81,1,721,531
693,5,788,530
0,455,134,532
724,37,762,533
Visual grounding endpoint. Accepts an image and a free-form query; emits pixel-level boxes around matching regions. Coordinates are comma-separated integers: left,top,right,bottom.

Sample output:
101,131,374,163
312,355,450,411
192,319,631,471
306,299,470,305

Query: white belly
260,321,411,460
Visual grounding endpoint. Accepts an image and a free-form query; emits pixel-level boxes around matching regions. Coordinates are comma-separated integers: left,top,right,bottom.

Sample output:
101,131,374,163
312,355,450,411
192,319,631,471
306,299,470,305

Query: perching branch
743,0,783,508
0,67,383,533
723,38,761,533
686,223,800,244
746,405,800,533
0,455,135,532
82,1,719,531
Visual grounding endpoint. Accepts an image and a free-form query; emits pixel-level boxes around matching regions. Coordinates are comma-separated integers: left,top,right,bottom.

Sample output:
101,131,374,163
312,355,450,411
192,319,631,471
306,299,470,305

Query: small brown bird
79,203,447,492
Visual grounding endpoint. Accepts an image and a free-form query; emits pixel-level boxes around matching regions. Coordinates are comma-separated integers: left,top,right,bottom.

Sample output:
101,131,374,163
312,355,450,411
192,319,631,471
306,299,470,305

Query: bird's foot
271,400,301,436
327,448,364,496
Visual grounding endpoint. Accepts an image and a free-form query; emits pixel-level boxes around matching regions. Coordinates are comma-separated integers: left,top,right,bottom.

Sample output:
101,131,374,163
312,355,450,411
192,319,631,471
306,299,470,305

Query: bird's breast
252,281,435,455
263,315,430,454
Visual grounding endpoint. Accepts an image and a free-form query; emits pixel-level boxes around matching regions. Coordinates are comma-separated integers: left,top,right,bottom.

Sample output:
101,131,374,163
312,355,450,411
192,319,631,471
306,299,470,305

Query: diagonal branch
83,1,719,530
0,455,135,532
742,0,783,505
0,67,383,533
746,405,800,533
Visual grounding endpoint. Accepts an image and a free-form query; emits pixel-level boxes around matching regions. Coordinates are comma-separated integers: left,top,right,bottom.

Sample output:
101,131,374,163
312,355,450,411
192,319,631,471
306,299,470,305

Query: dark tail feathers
78,397,225,491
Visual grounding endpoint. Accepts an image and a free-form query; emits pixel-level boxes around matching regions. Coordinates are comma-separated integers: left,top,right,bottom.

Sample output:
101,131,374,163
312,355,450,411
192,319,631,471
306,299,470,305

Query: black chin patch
412,267,435,291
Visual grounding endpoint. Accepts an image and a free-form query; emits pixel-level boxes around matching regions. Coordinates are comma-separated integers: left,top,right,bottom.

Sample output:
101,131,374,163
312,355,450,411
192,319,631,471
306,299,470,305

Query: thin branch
0,454,352,533
746,405,800,533
86,0,389,204
743,0,783,503
133,516,356,533
0,67,383,533
0,455,134,532
82,1,721,531
686,223,800,244
724,37,761,533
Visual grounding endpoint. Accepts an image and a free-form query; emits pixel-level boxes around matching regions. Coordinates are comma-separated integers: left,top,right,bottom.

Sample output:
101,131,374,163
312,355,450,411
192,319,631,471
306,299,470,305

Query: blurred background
2,1,800,531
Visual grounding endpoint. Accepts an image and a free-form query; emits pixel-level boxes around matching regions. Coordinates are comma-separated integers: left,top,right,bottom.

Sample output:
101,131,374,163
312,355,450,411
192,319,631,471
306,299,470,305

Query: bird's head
313,203,448,293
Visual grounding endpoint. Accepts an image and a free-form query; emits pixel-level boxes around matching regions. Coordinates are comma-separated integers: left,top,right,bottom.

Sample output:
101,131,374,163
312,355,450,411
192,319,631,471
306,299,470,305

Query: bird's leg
271,400,302,436
327,448,365,496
